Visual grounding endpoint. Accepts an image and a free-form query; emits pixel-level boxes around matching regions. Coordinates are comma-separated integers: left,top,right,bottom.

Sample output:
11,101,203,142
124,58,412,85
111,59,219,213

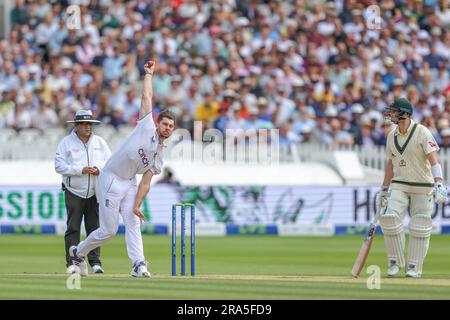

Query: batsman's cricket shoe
91,265,104,274
387,260,400,277
66,265,77,274
131,261,151,277
405,264,421,278
69,246,88,276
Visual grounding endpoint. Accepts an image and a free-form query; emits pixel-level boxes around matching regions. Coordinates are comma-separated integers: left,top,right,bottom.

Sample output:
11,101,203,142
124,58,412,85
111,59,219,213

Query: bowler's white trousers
77,170,145,264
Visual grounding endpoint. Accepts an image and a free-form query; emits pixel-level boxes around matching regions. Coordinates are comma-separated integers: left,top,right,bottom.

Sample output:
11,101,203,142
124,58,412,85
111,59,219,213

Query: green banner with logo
0,187,151,223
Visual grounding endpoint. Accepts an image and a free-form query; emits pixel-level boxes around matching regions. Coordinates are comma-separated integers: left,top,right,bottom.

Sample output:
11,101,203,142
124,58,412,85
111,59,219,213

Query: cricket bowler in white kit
376,98,448,278
68,60,176,277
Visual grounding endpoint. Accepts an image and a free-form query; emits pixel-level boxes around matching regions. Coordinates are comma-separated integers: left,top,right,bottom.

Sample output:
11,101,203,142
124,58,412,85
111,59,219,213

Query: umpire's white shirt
104,112,164,179
55,130,111,199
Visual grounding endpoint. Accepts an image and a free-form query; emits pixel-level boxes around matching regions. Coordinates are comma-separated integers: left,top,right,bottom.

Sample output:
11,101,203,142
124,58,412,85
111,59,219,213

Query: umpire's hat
67,110,101,123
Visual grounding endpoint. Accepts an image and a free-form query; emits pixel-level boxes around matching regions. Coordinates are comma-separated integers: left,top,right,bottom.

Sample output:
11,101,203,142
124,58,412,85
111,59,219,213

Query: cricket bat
351,207,383,278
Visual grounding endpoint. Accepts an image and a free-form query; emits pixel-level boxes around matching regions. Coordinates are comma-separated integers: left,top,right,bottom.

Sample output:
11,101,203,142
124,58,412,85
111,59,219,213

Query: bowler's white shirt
105,112,164,179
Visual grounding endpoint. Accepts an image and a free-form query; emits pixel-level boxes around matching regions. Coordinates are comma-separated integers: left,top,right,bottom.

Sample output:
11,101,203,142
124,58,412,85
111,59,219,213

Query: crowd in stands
1,0,450,148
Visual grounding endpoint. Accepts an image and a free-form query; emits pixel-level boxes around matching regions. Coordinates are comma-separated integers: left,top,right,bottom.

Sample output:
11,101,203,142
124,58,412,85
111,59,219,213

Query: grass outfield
0,234,449,299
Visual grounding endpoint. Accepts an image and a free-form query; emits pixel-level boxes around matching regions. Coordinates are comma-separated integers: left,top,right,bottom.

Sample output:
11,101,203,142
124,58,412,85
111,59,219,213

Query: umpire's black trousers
64,190,101,267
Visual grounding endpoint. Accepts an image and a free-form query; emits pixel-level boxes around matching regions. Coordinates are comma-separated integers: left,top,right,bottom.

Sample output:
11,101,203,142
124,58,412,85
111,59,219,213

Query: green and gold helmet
383,98,413,123
386,98,413,115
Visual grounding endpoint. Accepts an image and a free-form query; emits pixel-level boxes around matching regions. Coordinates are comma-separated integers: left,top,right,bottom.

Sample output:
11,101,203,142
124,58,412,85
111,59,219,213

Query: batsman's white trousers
385,189,434,217
77,170,145,264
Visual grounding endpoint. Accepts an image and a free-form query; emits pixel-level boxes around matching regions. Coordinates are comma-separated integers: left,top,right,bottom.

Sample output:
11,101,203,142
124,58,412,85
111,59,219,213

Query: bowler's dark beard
157,129,171,139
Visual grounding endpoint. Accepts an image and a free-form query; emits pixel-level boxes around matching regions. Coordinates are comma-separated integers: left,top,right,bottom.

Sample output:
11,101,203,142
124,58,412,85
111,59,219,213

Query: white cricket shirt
104,113,164,179
386,120,439,194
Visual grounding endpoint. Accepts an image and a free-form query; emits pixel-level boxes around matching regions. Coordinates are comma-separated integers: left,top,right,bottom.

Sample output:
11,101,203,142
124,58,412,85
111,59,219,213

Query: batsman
376,98,448,278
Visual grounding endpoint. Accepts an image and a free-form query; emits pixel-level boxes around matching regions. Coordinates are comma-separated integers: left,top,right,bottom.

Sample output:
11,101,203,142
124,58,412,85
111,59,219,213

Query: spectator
35,13,58,49
273,85,295,127
107,79,126,111
10,0,28,26
279,122,300,146
440,128,450,148
382,57,396,89
213,105,230,133
0,91,16,126
102,43,126,83
152,62,172,106
32,99,58,132
243,106,273,131
61,29,81,61
166,75,188,108
1,0,448,152
34,0,51,20
424,45,444,70
48,18,68,53
194,92,220,123
328,118,354,147
76,33,101,66
0,60,20,91
106,106,127,129
226,106,246,132
220,89,238,112
5,97,32,132
122,88,140,124
359,118,377,149
374,121,393,146
311,114,330,144
350,103,364,145
299,126,313,143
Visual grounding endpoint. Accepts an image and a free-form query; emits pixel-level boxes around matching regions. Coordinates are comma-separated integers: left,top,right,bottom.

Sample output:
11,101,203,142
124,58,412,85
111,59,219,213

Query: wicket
172,203,196,276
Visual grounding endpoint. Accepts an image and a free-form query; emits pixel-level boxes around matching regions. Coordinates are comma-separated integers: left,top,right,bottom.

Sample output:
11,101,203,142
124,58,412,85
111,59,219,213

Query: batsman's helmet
386,98,413,115
383,98,413,122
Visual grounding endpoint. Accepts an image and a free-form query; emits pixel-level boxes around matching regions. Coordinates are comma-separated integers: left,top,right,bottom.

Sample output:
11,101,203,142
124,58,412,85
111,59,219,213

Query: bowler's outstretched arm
139,60,156,120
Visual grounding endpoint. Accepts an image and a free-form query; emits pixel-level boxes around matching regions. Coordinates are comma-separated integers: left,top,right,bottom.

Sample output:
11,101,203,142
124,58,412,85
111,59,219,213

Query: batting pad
408,214,432,274
380,214,405,267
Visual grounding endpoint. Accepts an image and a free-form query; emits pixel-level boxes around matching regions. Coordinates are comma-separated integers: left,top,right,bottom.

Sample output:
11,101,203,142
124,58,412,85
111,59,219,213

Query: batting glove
434,182,448,205
375,187,389,213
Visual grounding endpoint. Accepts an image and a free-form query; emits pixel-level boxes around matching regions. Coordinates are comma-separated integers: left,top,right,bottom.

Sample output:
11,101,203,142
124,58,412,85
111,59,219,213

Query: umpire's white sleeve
54,139,84,176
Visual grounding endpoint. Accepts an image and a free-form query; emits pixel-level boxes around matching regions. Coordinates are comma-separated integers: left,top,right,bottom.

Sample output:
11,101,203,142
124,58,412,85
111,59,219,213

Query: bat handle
372,206,385,224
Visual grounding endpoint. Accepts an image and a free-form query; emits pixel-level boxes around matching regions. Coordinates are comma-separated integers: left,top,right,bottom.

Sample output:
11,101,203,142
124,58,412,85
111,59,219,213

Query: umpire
55,110,112,274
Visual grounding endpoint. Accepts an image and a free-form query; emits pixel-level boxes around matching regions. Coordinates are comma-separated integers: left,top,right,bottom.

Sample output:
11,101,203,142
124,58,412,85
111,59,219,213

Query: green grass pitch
0,234,449,299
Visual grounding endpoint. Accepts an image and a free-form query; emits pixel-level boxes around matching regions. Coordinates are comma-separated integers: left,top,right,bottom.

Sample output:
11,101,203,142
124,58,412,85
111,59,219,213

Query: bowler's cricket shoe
69,246,88,276
91,265,104,274
387,260,400,277
131,261,151,277
405,264,421,278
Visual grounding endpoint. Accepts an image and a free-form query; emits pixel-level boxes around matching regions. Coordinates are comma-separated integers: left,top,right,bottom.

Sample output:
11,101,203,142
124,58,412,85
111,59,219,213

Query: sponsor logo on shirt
428,141,437,148
138,148,149,168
